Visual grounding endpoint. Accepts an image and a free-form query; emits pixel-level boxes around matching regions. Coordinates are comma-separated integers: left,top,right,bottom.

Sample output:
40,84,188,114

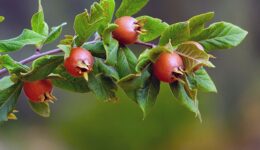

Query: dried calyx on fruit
23,79,56,103
112,16,146,45
153,52,184,83
64,47,95,80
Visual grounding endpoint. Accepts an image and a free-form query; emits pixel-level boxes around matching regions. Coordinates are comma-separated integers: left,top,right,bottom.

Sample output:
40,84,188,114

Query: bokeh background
0,0,259,150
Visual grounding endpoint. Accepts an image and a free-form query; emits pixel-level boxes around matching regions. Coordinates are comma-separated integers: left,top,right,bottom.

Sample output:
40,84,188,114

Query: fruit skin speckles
64,47,95,77
112,16,142,45
23,79,56,103
153,52,184,83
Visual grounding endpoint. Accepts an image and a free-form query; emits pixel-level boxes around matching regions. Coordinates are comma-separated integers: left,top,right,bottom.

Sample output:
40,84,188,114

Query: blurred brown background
0,0,259,150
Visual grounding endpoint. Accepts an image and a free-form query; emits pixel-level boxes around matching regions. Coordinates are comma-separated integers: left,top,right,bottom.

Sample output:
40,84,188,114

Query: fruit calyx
64,47,95,80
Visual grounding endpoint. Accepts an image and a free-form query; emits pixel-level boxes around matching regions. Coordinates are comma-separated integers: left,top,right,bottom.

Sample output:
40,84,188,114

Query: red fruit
64,47,95,77
112,16,142,45
153,52,184,83
23,79,55,103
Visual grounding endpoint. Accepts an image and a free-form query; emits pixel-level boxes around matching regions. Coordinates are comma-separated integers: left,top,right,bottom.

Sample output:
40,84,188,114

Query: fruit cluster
0,0,247,123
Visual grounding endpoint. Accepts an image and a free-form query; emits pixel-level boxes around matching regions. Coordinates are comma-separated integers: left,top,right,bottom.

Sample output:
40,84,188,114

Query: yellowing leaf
175,41,215,72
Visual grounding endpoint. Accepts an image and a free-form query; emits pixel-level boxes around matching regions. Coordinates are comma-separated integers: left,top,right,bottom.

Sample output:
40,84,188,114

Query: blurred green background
0,0,259,150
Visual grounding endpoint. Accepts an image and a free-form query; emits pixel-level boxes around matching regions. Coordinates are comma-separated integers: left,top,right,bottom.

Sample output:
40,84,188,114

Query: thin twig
0,40,155,77
0,49,62,76
135,41,156,48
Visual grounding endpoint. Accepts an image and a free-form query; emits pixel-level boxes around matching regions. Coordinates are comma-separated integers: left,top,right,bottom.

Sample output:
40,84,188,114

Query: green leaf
175,42,214,72
44,22,67,44
136,46,171,72
57,44,71,58
187,68,217,93
52,65,90,93
159,22,190,46
116,0,149,18
0,29,46,52
192,22,248,52
0,16,5,23
59,35,74,46
137,16,169,42
100,0,115,23
102,24,118,45
118,70,160,118
99,0,115,33
31,0,49,36
20,55,64,81
116,47,137,78
0,76,15,91
94,58,119,81
188,12,215,36
170,82,201,120
0,55,29,75
101,24,119,66
28,101,50,117
82,41,106,58
74,2,105,46
0,82,22,122
88,73,118,102
103,39,119,66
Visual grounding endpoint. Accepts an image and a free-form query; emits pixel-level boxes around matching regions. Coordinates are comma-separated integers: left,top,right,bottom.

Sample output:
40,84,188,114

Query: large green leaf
28,101,50,117
52,65,90,93
100,0,115,24
82,41,106,58
0,55,29,75
88,73,118,102
187,68,217,93
44,23,67,44
31,0,49,36
118,70,160,118
0,29,46,52
74,2,105,46
116,0,149,18
116,47,137,78
94,58,119,81
0,82,22,122
137,16,169,42
188,12,215,36
98,0,115,33
170,82,201,120
192,22,248,52
175,42,214,72
20,55,64,81
159,22,190,46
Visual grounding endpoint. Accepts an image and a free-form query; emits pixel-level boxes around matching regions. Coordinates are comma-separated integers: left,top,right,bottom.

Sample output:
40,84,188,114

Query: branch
135,41,156,48
0,48,63,76
0,40,155,77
